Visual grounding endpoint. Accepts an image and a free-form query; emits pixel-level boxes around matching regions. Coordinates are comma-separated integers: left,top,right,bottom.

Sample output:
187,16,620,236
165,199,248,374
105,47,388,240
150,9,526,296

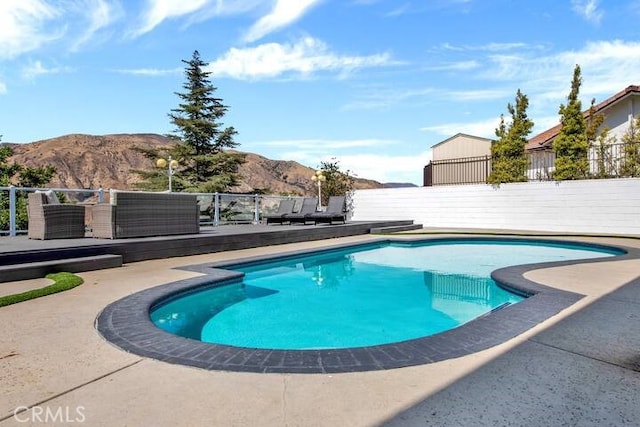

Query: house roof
525,85,640,151
430,132,493,149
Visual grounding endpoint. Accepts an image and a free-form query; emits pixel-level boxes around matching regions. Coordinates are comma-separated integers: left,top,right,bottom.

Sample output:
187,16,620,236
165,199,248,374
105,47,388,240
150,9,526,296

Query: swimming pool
96,236,629,373
150,239,621,350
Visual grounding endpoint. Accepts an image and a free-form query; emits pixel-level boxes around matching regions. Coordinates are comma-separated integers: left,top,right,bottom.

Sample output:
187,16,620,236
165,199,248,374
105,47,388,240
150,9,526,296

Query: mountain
6,133,385,195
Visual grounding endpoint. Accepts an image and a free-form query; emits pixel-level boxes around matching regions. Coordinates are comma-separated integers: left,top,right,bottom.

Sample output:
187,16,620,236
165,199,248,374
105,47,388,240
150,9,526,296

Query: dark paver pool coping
95,236,640,374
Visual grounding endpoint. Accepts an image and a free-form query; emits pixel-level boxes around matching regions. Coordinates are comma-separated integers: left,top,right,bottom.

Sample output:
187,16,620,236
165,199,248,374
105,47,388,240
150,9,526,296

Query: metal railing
0,186,303,237
424,142,640,186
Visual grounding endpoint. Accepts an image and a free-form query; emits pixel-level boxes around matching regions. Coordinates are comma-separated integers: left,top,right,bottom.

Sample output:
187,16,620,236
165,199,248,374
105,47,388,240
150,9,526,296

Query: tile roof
525,85,640,151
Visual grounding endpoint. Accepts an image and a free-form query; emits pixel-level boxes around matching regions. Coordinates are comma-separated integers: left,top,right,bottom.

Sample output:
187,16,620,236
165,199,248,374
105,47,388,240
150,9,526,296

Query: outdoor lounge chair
283,197,318,224
27,191,86,240
264,199,296,225
308,195,347,225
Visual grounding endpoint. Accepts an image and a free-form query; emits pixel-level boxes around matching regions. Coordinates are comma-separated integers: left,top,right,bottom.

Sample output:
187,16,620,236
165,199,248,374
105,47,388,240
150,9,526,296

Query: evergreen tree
488,89,534,184
553,65,590,180
593,127,617,178
135,50,245,192
620,115,640,177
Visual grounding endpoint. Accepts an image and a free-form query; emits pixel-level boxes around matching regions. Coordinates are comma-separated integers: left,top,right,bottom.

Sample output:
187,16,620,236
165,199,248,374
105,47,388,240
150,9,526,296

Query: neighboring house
526,85,640,179
424,133,492,185
424,85,640,186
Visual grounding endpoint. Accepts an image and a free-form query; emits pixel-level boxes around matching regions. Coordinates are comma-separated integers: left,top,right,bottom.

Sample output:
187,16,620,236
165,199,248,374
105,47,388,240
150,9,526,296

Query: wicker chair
92,191,199,239
27,192,86,240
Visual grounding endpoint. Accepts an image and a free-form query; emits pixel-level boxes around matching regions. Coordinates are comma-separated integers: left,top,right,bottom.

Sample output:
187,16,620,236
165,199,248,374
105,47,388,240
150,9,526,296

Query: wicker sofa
92,191,199,239
27,192,86,240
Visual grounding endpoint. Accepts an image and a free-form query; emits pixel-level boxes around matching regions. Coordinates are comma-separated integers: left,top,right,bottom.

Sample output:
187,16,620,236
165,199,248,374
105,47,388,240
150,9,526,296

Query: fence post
9,185,16,237
253,194,260,224
97,188,104,204
213,192,220,227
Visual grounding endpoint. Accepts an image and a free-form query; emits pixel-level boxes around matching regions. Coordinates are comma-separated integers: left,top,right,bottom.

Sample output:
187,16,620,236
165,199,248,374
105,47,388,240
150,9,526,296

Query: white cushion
35,189,59,204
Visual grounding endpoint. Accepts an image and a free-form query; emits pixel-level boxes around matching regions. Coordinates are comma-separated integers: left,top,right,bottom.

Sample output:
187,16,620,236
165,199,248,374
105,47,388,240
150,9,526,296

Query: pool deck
1,230,640,426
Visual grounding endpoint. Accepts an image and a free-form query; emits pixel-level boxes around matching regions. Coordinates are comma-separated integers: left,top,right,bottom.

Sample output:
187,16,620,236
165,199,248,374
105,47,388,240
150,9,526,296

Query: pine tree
488,89,534,184
136,50,245,192
553,65,589,180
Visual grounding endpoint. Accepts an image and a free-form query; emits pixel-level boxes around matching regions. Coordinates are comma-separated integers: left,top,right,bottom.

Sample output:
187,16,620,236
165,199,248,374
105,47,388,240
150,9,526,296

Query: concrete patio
1,233,639,426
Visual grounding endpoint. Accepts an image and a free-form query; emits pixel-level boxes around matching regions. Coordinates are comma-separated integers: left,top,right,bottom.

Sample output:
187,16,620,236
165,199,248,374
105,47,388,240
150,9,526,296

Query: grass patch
0,272,84,308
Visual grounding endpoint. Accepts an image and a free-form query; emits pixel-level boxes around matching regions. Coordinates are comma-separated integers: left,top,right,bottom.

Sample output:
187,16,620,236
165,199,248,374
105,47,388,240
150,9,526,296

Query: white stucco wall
351,178,640,235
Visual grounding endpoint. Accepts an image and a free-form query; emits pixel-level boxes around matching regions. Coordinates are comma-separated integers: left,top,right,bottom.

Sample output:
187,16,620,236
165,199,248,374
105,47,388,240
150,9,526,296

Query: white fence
351,178,640,235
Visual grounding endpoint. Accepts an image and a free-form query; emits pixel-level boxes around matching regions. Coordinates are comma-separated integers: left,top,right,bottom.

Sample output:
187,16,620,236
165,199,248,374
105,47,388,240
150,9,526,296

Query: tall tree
620,115,640,177
488,89,534,184
553,65,590,180
136,50,245,192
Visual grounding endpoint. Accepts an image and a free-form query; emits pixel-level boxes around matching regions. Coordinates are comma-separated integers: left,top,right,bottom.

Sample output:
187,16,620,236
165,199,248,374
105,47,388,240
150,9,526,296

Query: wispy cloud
132,0,210,37
242,0,324,43
258,138,390,149
209,37,394,80
22,60,73,79
424,60,479,71
0,0,63,59
0,80,7,94
420,117,502,139
481,40,640,101
342,87,435,111
113,67,181,76
0,0,122,59
437,42,533,53
70,0,122,51
269,142,431,184
572,0,603,25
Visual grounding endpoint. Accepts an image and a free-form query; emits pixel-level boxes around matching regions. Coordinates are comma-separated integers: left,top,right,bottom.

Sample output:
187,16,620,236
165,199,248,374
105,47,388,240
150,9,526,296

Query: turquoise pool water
151,239,620,350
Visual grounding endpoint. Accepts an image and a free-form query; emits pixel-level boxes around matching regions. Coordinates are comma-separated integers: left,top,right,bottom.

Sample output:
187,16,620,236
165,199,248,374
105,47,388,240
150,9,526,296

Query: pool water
151,239,620,350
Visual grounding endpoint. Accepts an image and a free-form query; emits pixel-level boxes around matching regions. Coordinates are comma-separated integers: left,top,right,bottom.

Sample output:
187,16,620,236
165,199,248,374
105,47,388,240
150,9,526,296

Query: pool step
369,223,423,234
0,254,123,282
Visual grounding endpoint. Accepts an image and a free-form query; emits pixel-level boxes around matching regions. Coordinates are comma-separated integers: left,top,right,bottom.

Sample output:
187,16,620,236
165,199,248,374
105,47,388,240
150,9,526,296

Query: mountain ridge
5,133,408,194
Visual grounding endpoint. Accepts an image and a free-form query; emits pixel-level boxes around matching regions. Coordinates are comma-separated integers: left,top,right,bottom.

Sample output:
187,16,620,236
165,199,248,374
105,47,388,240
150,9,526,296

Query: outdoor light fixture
311,169,326,210
156,156,179,192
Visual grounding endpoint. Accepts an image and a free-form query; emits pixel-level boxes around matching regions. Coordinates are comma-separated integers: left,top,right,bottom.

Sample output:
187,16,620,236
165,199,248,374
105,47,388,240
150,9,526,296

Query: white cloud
337,151,431,184
572,0,603,25
132,0,210,37
342,87,435,111
438,42,529,52
209,37,393,80
0,0,122,58
420,117,502,139
0,81,7,94
276,146,431,184
448,89,510,101
113,67,181,76
243,0,323,43
0,0,63,59
425,60,479,71
23,60,73,79
261,138,387,149
478,40,640,104
70,0,122,51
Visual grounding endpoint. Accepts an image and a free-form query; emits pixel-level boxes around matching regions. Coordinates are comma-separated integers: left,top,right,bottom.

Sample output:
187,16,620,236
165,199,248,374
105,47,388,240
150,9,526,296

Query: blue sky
1,0,640,185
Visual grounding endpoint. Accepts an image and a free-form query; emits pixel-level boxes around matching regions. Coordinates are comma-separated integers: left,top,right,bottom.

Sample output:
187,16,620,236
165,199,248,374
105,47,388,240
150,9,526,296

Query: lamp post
156,156,179,192
311,170,326,210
